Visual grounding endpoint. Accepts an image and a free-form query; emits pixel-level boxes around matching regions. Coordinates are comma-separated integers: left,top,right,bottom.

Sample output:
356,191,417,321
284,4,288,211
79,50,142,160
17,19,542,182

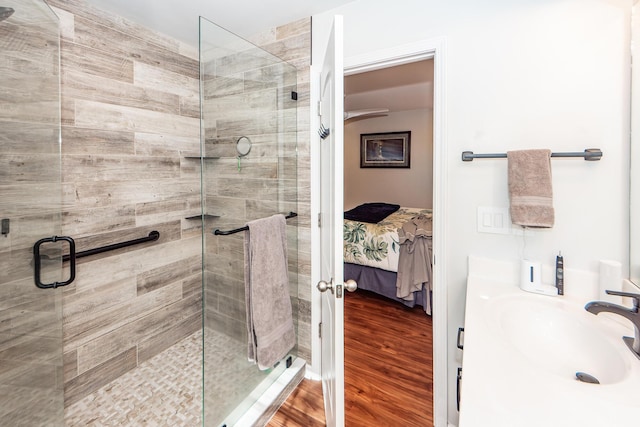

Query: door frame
310,36,448,425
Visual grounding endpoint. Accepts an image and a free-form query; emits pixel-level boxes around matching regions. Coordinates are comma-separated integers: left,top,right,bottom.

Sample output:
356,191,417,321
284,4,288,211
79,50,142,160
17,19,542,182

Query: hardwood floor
268,289,433,426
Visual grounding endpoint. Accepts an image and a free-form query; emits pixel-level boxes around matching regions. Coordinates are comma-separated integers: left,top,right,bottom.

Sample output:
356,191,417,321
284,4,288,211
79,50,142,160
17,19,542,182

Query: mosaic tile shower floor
65,329,266,426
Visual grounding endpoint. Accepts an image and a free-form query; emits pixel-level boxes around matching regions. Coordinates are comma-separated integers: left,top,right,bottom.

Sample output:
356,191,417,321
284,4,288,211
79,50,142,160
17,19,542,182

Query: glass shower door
200,17,299,426
0,1,64,425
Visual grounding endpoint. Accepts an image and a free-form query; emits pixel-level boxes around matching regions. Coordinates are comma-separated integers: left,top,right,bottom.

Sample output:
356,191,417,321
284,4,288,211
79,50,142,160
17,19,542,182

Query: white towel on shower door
243,214,295,370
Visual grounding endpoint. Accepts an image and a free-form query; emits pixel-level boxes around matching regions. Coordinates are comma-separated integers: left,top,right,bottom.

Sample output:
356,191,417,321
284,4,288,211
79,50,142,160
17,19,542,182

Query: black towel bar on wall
461,148,603,162
213,212,297,236
62,231,160,262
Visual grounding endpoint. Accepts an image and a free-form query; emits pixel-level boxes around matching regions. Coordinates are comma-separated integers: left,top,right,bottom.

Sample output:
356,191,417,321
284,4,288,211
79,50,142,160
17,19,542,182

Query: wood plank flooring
268,289,433,426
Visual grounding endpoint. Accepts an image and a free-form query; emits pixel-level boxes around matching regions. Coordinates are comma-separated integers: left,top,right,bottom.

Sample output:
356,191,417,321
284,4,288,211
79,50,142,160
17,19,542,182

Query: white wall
312,1,631,425
344,109,433,210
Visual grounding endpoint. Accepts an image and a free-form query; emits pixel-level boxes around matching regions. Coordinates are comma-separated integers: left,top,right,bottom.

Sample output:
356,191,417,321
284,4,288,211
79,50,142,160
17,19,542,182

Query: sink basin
486,295,628,384
460,258,640,427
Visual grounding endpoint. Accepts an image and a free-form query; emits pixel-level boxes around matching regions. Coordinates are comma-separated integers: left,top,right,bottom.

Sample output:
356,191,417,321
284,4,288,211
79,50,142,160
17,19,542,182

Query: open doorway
342,59,435,425
344,60,434,211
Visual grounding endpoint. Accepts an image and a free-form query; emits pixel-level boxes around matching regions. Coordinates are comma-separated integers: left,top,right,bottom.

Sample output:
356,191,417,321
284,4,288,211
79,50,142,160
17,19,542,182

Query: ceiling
84,0,357,47
344,60,434,117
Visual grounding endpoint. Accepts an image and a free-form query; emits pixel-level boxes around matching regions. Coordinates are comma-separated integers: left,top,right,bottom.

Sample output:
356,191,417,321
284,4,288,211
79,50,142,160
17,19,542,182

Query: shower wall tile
62,69,182,115
62,205,136,236
67,237,198,298
75,289,199,374
2,308,59,340
275,18,310,41
0,100,58,124
216,177,279,200
182,273,202,300
133,62,199,98
47,0,203,406
205,196,245,219
0,123,58,154
214,50,278,78
259,32,311,66
204,88,279,117
61,41,134,84
179,96,200,119
216,114,279,137
63,280,184,351
72,16,198,79
64,346,137,406
137,311,201,363
135,196,201,226
50,0,186,57
211,238,244,265
62,277,137,323
63,155,181,182
61,128,135,156
134,132,199,157
73,99,199,137
0,154,58,184
61,98,75,127
208,272,245,302
70,180,199,209
63,350,78,383
137,258,201,296
202,74,245,98
68,222,183,268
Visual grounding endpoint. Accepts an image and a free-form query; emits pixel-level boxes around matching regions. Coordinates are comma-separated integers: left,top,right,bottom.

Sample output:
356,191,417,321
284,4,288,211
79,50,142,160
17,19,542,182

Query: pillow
344,202,400,223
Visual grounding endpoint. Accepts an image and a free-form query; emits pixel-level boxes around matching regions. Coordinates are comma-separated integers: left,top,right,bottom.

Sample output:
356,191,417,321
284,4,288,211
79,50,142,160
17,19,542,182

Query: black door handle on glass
33,236,76,289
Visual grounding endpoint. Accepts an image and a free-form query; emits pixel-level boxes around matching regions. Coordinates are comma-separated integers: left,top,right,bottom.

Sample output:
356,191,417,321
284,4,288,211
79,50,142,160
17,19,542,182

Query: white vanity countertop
459,256,640,427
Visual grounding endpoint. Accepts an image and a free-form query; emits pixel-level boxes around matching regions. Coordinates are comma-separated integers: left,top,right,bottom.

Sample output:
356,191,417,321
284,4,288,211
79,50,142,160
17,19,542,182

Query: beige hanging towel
507,149,554,228
243,214,295,370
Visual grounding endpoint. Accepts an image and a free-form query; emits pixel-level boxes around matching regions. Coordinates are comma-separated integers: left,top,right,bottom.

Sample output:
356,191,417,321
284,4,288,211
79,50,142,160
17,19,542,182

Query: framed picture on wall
360,131,411,168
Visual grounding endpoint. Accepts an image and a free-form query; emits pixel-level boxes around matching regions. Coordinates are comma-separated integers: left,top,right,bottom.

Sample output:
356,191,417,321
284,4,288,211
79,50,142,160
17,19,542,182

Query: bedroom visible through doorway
342,58,435,422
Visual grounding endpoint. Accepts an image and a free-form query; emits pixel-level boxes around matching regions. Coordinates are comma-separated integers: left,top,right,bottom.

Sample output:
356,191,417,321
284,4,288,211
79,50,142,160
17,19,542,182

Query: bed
343,203,433,314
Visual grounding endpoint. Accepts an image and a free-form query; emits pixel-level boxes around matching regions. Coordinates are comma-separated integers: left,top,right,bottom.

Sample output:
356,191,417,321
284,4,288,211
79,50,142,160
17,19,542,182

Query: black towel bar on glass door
62,231,160,262
213,212,297,236
461,148,603,162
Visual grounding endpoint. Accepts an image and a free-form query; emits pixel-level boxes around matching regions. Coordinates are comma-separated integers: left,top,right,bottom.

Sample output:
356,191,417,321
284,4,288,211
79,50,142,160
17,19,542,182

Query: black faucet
585,290,640,359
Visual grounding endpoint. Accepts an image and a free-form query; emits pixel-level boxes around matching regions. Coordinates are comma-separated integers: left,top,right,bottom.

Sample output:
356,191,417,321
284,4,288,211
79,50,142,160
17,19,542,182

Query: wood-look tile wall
248,18,312,362
47,0,202,406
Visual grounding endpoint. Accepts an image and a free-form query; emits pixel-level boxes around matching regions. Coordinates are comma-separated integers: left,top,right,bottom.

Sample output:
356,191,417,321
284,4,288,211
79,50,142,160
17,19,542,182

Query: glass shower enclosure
0,0,64,425
199,18,300,426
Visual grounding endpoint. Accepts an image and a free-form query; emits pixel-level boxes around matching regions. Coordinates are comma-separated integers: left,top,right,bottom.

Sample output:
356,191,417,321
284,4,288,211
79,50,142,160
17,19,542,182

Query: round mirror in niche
236,136,252,157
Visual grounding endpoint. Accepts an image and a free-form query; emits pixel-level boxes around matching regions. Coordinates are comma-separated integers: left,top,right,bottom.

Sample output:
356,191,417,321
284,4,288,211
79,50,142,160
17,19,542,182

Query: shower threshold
221,357,305,426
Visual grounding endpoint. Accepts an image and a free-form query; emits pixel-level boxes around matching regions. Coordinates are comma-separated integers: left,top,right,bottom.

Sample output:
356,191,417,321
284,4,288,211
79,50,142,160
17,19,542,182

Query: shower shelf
185,214,220,220
183,156,220,159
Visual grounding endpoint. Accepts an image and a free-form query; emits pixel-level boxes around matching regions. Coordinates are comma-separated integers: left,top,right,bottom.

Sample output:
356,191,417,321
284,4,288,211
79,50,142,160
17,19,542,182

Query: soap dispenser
520,260,558,296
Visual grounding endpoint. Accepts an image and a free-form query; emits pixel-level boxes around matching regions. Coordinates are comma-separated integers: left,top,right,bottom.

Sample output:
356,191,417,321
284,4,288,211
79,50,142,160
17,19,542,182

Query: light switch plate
477,206,511,235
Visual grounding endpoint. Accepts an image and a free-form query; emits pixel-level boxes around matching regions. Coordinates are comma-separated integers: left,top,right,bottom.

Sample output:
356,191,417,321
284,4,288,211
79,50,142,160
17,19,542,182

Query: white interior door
317,15,348,427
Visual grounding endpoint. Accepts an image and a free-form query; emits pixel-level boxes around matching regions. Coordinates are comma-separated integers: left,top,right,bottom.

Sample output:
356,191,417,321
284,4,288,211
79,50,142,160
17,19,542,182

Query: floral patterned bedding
343,207,432,272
